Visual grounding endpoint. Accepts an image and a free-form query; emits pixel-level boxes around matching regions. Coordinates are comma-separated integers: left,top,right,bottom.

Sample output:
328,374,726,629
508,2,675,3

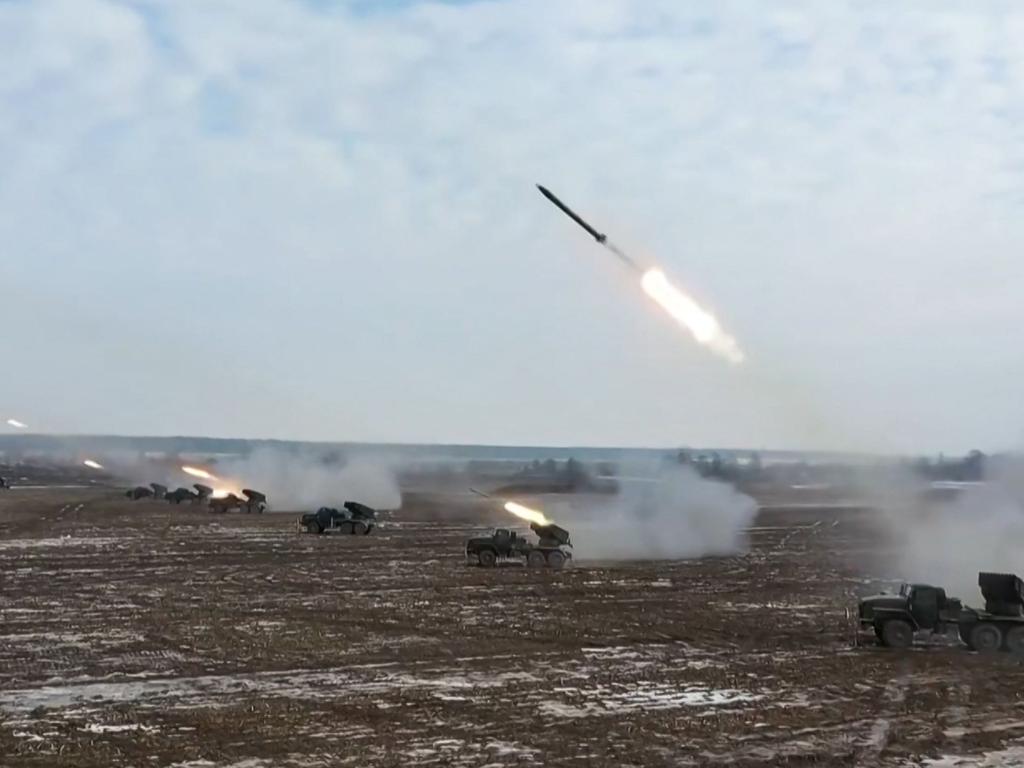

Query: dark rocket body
536,184,641,272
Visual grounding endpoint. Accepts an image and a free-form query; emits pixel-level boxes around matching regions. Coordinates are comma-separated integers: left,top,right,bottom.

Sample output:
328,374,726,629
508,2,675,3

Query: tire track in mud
861,673,909,760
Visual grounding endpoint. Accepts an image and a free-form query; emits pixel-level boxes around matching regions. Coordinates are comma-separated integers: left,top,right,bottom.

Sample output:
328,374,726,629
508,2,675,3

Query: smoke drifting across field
211,449,402,511
551,464,757,560
111,448,401,512
874,456,1024,599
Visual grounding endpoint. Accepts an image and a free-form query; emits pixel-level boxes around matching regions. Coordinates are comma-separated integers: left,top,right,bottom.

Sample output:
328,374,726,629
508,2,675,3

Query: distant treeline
676,449,991,485
0,433,995,485
907,450,987,483
0,433,875,465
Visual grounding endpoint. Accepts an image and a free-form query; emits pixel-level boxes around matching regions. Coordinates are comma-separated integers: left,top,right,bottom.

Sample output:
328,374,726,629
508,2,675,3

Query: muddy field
2,486,1024,767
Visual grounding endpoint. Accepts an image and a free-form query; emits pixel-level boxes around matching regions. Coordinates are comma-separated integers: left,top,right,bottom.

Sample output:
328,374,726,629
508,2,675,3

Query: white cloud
1,0,1023,452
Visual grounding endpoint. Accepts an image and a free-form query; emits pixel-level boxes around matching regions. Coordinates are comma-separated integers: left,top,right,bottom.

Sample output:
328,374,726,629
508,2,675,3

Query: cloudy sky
2,0,1023,453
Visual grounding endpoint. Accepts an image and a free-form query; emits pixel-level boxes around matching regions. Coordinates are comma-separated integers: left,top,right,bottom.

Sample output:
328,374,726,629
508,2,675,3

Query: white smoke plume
109,448,401,512
212,448,402,511
874,455,1024,600
550,463,757,560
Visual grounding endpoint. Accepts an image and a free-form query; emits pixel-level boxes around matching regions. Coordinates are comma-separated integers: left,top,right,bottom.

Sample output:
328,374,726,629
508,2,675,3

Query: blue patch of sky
124,1,178,54
689,17,716,38
982,55,1007,84
300,0,490,16
894,55,951,97
793,93,844,132
198,81,245,136
979,57,1016,123
760,35,812,70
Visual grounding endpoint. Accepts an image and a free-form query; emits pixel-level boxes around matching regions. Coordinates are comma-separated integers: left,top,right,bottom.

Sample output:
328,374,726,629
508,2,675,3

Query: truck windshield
899,584,912,598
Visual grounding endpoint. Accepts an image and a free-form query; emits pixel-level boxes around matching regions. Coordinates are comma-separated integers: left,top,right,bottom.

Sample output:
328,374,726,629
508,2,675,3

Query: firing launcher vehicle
209,493,245,514
858,572,1024,654
466,521,572,569
166,487,198,504
299,501,377,534
241,488,267,514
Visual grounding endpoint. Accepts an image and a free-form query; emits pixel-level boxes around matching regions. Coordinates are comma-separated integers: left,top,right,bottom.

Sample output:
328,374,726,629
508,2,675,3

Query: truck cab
859,583,961,647
465,528,523,566
492,528,514,545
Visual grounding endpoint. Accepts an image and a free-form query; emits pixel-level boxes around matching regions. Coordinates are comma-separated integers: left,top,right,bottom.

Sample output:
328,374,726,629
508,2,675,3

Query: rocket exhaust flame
536,184,744,364
471,488,556,527
641,269,744,364
504,501,552,527
182,467,241,499
83,460,104,470
6,419,27,429
182,466,218,481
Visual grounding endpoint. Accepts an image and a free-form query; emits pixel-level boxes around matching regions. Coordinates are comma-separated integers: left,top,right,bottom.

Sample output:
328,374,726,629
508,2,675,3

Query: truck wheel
339,521,354,535
478,549,497,568
546,551,566,570
970,623,1004,654
527,551,546,568
879,619,913,648
1006,627,1024,656
352,521,367,535
306,521,321,534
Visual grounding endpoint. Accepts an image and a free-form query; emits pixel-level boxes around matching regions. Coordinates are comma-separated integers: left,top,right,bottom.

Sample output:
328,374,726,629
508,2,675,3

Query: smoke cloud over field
874,456,1024,599
110,448,400,512
552,464,757,560
212,449,402,511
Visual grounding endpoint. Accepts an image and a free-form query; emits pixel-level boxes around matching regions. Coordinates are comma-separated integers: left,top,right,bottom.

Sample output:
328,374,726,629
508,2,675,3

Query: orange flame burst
182,466,218,481
640,268,744,364
504,501,551,527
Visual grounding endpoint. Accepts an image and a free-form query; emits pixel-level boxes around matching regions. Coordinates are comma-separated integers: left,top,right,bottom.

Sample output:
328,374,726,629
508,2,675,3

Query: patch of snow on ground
539,682,761,718
0,666,543,715
82,723,158,734
917,745,1024,767
0,536,120,550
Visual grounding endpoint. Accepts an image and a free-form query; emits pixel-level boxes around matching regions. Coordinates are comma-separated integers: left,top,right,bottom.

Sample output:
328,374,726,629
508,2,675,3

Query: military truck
166,487,198,504
466,521,572,569
126,486,154,500
150,483,168,500
858,572,1024,654
299,501,377,534
209,493,245,514
193,484,213,503
241,488,267,514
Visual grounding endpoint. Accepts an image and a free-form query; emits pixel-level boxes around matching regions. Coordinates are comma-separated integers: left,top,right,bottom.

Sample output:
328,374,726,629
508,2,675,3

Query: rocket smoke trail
536,184,744,365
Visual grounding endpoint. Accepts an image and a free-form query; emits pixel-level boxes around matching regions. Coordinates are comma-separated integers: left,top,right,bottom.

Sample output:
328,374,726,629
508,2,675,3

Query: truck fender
871,608,919,630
